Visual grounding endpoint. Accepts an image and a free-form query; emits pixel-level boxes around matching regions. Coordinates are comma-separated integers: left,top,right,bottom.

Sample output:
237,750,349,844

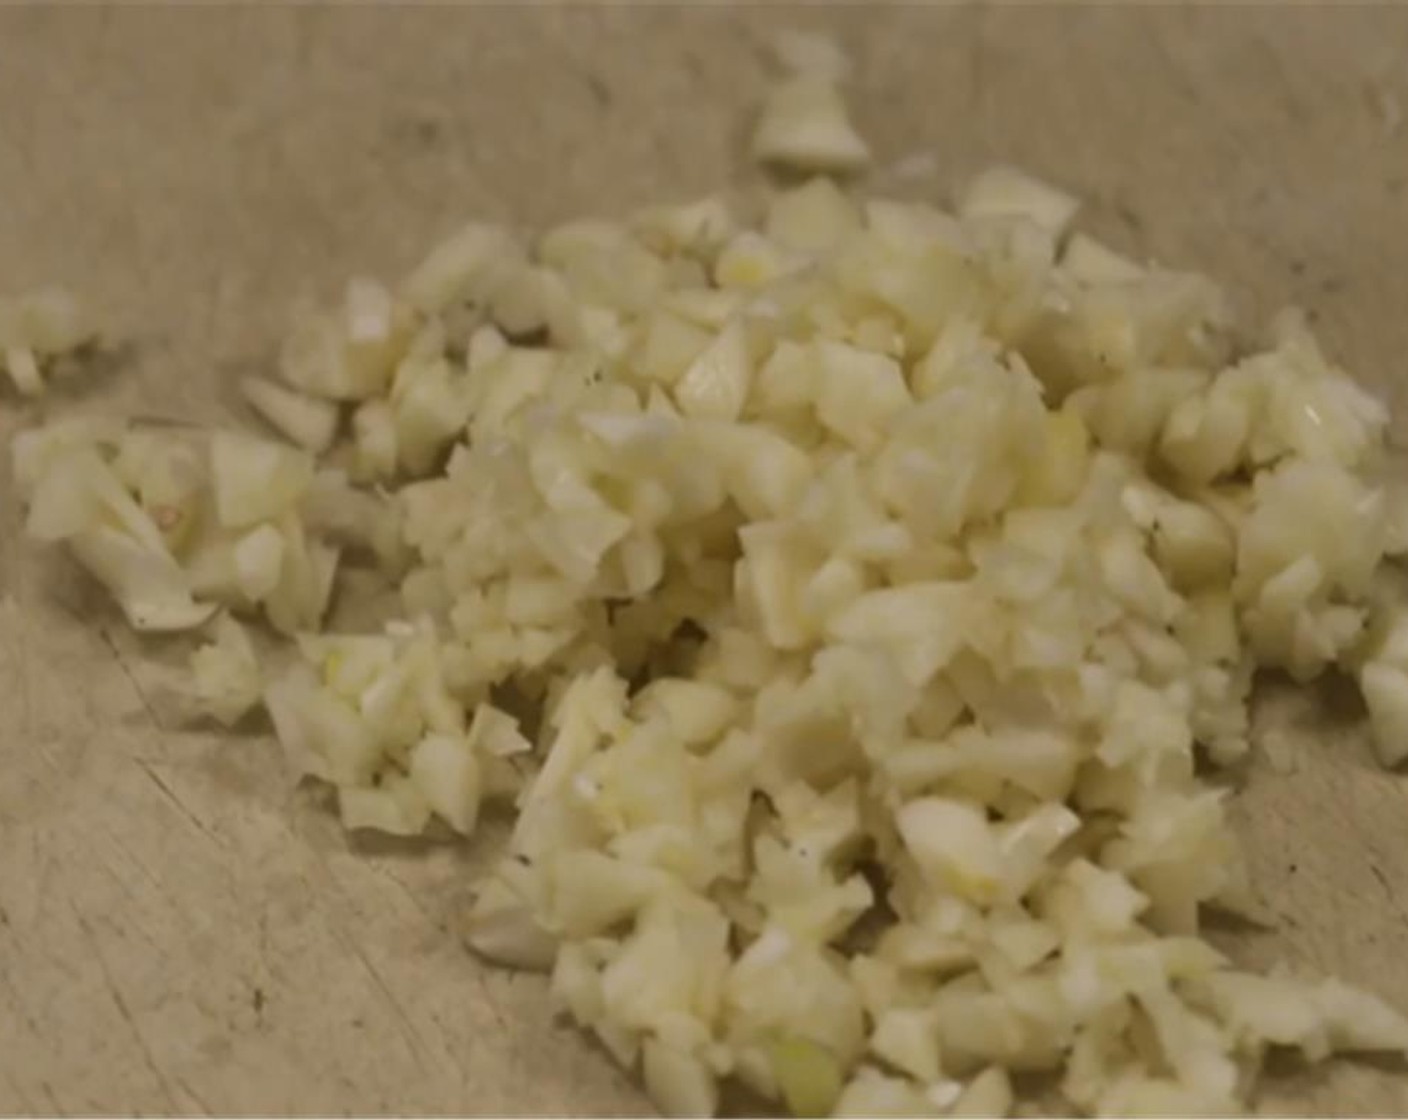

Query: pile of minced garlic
12,32,1408,1119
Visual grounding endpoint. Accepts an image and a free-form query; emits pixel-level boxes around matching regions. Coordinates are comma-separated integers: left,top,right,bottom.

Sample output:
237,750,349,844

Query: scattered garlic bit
1,287,92,396
278,276,414,400
210,431,313,529
191,613,262,725
960,165,1080,238
339,774,430,836
15,420,344,633
1358,612,1408,767
13,30,1408,1120
753,75,870,174
1062,231,1143,285
241,375,340,453
19,425,215,631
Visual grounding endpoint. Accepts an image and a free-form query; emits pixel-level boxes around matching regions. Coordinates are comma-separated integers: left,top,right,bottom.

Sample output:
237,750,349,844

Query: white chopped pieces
1,287,91,396
752,75,871,174
191,614,262,726
960,164,1080,236
15,419,343,634
241,375,340,453
12,31,1408,1120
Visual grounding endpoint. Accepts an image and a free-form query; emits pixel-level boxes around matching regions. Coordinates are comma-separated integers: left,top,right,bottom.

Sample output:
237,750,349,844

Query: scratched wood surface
3,6,1408,1116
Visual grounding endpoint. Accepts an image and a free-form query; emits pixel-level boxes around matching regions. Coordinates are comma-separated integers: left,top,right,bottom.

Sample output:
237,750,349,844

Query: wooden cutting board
3,6,1408,1115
